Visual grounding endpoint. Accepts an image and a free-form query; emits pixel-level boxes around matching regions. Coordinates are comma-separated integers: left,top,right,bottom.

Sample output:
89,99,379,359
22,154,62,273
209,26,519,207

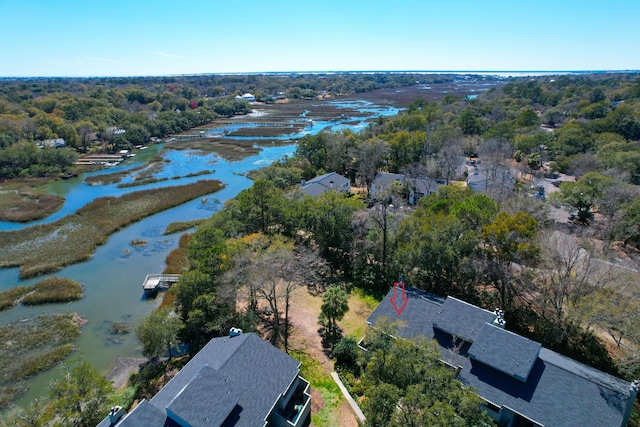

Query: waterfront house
299,172,350,197
367,286,639,427
99,332,311,427
235,93,256,102
38,137,66,148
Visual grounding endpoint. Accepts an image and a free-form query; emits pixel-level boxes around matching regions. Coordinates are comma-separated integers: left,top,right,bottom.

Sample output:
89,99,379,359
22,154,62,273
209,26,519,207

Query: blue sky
1,0,638,77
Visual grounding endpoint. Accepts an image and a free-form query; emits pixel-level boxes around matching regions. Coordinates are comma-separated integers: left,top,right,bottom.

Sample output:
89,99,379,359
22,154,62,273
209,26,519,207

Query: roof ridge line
539,348,631,393
219,333,251,370
447,296,495,315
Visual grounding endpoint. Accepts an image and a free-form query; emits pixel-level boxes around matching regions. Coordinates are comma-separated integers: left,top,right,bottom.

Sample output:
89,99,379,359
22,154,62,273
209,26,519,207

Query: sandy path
287,286,359,427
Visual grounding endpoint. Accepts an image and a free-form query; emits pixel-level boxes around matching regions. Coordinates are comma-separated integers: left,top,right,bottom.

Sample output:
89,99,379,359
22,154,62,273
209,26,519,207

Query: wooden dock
142,274,180,295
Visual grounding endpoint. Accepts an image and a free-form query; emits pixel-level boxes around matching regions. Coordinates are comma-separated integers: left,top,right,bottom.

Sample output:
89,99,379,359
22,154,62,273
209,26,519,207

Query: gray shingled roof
299,182,328,197
306,171,349,187
372,172,405,187
166,366,242,427
115,400,179,427
366,286,444,340
458,352,631,427
300,172,350,196
119,333,300,427
432,297,496,343
468,323,541,382
366,286,635,427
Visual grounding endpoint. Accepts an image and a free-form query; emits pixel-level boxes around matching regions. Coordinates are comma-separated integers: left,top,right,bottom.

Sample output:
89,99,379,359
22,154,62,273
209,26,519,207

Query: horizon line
1,69,639,80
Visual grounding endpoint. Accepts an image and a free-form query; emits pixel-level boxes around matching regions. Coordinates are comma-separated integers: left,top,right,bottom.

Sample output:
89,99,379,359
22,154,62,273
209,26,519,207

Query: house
367,286,639,427
370,172,446,205
299,172,350,197
235,93,256,102
99,333,311,427
38,137,66,148
466,162,515,193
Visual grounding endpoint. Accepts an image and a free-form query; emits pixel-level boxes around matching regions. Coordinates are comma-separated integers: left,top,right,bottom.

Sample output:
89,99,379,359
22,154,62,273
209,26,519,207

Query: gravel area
106,357,147,389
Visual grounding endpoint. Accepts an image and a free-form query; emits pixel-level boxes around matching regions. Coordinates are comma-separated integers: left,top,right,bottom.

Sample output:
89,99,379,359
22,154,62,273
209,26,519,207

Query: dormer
468,323,541,383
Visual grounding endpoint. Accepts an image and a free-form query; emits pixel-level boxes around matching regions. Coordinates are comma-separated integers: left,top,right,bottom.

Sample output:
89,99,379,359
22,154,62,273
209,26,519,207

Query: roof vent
229,327,243,337
493,309,506,329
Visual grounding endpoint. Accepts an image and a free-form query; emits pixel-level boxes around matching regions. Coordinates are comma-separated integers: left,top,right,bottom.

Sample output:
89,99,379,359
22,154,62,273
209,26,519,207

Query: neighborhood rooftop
367,286,638,427
100,333,311,427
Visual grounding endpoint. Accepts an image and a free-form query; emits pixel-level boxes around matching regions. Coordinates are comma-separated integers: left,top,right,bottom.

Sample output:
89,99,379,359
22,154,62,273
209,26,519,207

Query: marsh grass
168,138,263,161
117,177,169,188
11,344,75,380
85,166,144,185
0,186,64,222
163,233,191,274
0,286,33,311
130,239,148,247
110,322,131,334
0,313,82,408
0,180,223,279
21,277,83,305
163,220,204,235
84,155,164,186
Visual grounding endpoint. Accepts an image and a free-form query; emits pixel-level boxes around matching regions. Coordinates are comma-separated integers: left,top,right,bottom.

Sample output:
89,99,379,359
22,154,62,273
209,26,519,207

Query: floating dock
142,274,180,295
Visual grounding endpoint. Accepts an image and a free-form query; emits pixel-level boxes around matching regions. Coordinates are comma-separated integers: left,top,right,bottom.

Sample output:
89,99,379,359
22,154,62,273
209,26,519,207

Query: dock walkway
142,274,180,295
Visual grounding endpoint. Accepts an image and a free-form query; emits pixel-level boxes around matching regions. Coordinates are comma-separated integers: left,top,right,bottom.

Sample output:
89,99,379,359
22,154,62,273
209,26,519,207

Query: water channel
0,100,402,407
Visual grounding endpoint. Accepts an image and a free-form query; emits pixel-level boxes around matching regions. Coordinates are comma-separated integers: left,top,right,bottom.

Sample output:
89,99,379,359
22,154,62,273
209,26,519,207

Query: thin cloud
155,51,185,59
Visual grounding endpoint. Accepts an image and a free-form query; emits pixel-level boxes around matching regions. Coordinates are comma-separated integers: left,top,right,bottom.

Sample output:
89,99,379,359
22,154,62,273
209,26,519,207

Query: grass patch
85,165,145,185
130,239,148,247
0,180,224,279
109,322,131,335
0,186,64,222
21,277,83,305
168,138,264,161
163,219,204,235
0,286,33,311
339,287,382,339
84,156,165,186
11,344,75,380
184,170,214,178
0,313,82,408
289,348,344,427
117,177,169,188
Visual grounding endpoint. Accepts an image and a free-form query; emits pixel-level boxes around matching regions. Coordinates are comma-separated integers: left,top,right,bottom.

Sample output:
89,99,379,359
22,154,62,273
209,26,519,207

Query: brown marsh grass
163,233,191,274
22,277,83,305
163,219,204,235
0,186,64,222
0,180,223,279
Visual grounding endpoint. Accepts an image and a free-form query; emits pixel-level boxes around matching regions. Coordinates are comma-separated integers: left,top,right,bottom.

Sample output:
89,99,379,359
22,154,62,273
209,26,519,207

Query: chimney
108,406,125,424
329,180,334,189
301,178,306,186
493,308,506,328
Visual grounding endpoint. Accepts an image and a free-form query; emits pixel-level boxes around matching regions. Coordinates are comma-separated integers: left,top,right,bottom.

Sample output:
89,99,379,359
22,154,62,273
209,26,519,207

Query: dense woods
3,72,640,426
0,73,440,179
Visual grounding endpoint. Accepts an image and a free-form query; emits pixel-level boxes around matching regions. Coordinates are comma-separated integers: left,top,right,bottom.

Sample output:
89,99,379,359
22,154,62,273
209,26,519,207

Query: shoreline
106,357,148,390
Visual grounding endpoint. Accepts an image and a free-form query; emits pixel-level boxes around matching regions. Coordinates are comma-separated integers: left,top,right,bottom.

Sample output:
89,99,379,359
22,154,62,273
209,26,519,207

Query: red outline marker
390,281,408,315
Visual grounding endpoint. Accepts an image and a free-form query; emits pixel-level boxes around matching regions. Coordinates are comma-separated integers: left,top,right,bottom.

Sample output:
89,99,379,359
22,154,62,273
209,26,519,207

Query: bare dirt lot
287,285,378,426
